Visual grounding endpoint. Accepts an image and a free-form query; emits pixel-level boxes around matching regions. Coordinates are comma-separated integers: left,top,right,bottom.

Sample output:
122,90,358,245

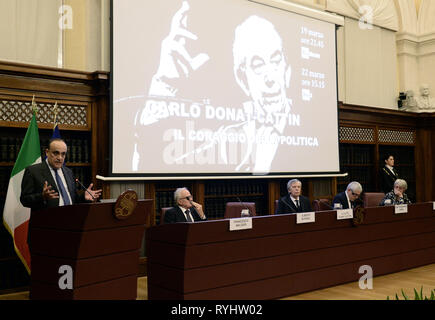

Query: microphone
237,196,251,217
75,178,96,201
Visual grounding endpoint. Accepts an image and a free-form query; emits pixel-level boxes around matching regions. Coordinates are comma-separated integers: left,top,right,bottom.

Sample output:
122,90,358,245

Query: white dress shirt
179,207,194,222
345,191,352,209
46,159,72,206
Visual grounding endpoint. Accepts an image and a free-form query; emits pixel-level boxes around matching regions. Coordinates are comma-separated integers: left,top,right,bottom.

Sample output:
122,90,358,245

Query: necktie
55,169,71,206
295,199,300,212
185,209,193,222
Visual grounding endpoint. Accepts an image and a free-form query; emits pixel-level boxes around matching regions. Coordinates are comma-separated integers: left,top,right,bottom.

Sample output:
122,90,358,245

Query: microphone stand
75,178,97,202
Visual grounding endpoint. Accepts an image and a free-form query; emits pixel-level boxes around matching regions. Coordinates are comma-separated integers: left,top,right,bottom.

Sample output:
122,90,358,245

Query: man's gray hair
287,179,301,190
346,181,362,193
174,187,189,202
394,179,408,191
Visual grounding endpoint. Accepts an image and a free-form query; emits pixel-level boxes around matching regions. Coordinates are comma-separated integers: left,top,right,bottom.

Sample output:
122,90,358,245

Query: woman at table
379,179,411,206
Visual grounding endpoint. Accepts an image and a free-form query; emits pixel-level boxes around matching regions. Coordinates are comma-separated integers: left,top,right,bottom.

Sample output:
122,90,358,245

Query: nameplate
337,209,353,220
229,218,252,231
296,212,315,224
394,204,408,215
433,202,435,211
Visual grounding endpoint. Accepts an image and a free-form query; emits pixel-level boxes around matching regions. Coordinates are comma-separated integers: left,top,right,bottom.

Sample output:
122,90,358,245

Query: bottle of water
241,209,250,217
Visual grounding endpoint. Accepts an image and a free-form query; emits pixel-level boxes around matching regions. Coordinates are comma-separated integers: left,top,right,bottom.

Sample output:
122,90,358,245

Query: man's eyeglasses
182,196,193,201
351,192,360,197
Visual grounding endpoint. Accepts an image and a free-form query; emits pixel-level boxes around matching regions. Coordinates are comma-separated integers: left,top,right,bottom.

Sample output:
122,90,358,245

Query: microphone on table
237,196,251,217
75,178,96,201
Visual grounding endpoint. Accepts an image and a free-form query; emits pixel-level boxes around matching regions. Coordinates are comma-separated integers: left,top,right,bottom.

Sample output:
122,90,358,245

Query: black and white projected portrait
112,0,340,176
232,15,292,172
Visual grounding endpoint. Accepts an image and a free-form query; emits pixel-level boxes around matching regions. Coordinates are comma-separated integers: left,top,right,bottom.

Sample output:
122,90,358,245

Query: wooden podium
29,198,152,300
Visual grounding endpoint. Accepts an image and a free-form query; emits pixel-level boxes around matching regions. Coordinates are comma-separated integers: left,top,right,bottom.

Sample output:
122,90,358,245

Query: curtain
0,0,62,67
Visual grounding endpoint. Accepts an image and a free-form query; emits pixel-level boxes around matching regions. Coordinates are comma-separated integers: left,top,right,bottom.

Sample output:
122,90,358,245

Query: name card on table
433,202,435,211
296,212,315,224
394,204,408,215
229,217,252,231
337,208,353,220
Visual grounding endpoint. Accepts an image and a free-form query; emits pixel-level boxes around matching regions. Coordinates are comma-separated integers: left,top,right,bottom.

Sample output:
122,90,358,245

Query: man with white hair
276,179,312,214
332,181,363,209
163,187,206,224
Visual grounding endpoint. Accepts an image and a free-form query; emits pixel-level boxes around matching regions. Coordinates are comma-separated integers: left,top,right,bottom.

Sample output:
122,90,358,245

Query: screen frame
108,0,344,179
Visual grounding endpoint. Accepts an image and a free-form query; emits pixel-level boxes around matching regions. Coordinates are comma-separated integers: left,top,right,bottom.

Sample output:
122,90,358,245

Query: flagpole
31,95,37,114
53,101,58,129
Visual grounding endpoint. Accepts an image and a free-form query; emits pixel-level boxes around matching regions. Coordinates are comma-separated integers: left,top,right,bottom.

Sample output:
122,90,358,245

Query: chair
274,199,279,215
312,199,332,212
159,207,172,225
224,202,256,219
362,192,385,208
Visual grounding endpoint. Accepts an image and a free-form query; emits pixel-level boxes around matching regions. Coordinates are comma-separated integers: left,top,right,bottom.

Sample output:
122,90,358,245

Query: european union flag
44,123,62,161
52,123,61,139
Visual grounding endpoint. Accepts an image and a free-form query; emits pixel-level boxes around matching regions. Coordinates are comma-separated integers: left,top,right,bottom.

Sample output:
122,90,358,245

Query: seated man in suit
332,181,363,209
276,179,312,214
20,138,101,211
164,187,207,223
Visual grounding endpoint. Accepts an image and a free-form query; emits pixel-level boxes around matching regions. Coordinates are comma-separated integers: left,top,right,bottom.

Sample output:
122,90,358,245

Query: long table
146,202,435,299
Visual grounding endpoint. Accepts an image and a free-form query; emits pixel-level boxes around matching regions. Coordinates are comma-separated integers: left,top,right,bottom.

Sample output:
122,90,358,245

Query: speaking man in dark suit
164,187,207,224
20,138,101,211
276,179,312,214
332,181,363,209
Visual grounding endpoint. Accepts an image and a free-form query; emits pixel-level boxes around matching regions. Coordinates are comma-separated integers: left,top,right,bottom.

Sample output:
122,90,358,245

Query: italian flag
3,111,41,273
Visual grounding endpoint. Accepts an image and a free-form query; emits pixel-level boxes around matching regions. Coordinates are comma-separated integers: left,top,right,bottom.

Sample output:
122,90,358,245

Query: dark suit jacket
20,161,86,212
276,194,312,214
332,192,350,209
163,206,205,224
380,166,399,194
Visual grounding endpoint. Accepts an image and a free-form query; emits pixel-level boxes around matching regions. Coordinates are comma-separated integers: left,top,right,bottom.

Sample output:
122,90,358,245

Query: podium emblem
114,189,138,220
352,206,365,226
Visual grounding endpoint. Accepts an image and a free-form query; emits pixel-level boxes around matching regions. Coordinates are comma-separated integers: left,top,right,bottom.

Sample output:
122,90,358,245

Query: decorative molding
394,32,435,57
339,125,415,145
0,99,88,128
378,129,415,144
339,127,374,142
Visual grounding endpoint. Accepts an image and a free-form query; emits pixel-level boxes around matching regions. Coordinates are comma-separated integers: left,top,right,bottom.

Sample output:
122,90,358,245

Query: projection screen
111,0,341,177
